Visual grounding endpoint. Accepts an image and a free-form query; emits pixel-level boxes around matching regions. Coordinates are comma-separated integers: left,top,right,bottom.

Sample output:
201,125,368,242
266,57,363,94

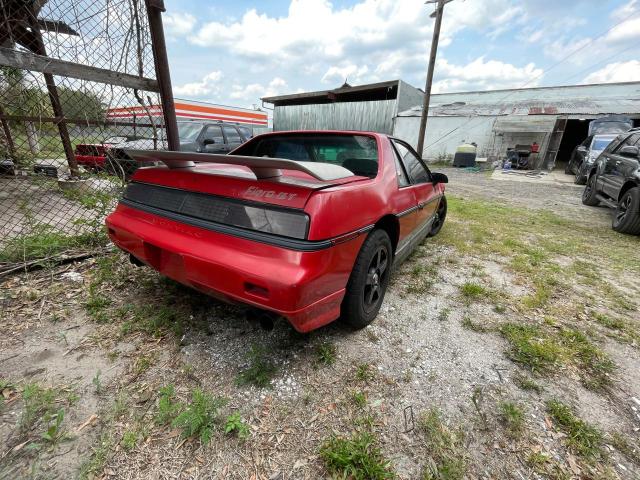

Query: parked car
106,120,253,178
75,135,140,170
565,134,618,185
105,131,448,332
582,128,640,234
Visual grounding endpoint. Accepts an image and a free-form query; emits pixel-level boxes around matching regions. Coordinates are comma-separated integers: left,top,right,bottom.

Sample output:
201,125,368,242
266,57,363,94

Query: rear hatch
121,164,363,240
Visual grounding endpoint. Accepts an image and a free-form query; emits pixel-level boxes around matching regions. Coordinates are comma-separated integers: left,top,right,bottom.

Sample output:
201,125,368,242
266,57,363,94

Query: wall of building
395,80,424,117
273,99,396,133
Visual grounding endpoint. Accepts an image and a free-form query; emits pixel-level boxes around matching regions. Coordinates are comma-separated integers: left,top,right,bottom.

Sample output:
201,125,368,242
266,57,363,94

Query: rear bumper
105,203,365,332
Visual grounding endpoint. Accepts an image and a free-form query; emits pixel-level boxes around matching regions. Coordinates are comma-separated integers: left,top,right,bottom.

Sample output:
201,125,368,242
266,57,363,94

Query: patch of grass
20,384,59,433
320,431,394,480
134,355,152,375
40,408,66,445
593,312,625,331
420,408,467,480
499,323,615,389
316,341,337,366
513,374,542,393
92,370,102,394
79,431,113,480
224,412,250,439
461,315,489,333
355,363,375,383
155,385,180,426
546,400,602,459
437,307,451,322
352,391,367,408
610,432,640,464
460,282,486,300
493,304,506,314
84,290,112,323
407,265,436,294
121,430,138,451
171,388,226,445
499,402,525,437
236,345,278,388
121,304,184,338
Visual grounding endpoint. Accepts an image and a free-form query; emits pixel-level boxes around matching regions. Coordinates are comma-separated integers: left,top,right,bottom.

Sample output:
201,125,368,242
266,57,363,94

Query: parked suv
106,121,252,178
582,129,640,234
566,133,617,185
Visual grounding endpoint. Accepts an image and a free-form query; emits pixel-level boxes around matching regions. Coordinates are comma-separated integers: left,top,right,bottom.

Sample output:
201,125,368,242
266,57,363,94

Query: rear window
233,134,379,177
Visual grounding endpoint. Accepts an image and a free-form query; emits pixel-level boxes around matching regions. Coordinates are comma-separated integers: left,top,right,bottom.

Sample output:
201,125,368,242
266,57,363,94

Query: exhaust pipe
129,254,145,267
245,308,277,331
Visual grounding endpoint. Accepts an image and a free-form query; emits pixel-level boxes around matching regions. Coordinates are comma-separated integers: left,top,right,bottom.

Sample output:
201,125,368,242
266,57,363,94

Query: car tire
582,174,600,206
612,187,640,235
427,195,447,237
574,169,586,185
341,229,392,329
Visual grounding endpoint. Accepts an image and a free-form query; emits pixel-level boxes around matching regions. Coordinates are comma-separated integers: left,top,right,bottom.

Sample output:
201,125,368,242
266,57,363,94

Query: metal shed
393,81,640,170
262,80,423,134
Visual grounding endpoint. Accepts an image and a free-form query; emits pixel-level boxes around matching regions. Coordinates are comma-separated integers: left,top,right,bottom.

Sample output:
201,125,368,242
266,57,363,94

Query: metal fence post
145,0,179,152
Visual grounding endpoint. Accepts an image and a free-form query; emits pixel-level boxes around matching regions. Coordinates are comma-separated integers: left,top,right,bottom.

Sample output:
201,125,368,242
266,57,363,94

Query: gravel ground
1,169,639,479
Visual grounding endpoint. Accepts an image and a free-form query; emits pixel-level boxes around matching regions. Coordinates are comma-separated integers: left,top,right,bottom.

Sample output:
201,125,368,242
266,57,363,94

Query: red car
75,136,139,170
105,131,448,332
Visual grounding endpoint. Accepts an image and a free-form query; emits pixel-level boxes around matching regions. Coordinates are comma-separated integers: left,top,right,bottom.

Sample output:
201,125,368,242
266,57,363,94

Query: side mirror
203,138,216,146
619,145,639,158
431,172,449,184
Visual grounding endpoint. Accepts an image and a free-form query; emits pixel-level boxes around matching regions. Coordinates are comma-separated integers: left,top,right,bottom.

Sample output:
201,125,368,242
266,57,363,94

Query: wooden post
416,0,447,159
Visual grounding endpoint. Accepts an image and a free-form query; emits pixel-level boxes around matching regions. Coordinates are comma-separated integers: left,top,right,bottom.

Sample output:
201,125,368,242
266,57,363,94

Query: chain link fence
0,0,173,274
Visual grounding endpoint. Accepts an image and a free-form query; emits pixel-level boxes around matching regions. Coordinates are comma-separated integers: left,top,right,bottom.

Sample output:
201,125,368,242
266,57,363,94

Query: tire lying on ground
582,174,600,206
612,187,640,235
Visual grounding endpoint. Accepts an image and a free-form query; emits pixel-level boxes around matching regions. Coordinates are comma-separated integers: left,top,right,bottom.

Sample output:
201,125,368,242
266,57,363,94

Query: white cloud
229,77,290,103
604,17,640,43
173,71,223,97
583,60,640,84
321,64,370,85
433,57,544,92
163,12,196,38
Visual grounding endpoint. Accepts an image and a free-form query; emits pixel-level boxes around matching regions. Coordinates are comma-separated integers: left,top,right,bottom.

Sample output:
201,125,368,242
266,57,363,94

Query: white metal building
393,81,640,169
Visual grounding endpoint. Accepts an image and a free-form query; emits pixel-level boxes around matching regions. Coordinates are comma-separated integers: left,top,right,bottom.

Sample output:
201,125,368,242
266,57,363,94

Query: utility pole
416,0,450,159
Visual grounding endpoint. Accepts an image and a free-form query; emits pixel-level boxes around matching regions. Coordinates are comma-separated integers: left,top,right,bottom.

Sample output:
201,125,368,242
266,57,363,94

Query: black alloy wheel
582,174,600,206
363,245,389,315
428,195,447,237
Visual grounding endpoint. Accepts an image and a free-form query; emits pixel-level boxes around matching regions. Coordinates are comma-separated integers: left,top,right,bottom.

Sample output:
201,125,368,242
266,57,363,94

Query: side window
392,140,430,184
238,126,252,141
583,136,593,147
201,125,224,144
394,154,410,187
613,133,640,153
223,125,242,144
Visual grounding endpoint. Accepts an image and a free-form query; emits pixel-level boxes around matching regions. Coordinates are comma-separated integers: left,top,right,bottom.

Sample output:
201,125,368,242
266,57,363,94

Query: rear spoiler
124,149,355,181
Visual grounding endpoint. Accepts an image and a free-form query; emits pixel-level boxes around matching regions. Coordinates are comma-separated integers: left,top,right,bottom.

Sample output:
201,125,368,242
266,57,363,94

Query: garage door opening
554,119,590,171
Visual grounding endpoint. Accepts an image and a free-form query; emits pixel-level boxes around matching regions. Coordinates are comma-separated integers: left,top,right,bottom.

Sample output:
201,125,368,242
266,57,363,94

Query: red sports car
75,136,139,170
105,131,448,332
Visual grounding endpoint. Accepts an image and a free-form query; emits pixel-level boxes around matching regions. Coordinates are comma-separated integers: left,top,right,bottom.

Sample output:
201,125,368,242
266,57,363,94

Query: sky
162,0,640,109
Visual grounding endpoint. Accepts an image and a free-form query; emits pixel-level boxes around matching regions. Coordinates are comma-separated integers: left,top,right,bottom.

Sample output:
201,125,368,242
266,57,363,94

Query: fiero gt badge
245,186,297,201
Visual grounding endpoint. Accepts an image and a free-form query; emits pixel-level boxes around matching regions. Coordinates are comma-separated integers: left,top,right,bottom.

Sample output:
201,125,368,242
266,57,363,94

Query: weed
107,350,119,362
121,430,138,451
356,363,375,382
593,312,625,331
224,412,250,439
155,385,180,425
352,391,367,408
92,370,102,394
171,388,226,445
316,341,337,366
499,402,525,437
41,408,66,444
84,290,112,323
526,451,549,471
320,431,394,480
20,384,58,433
461,315,489,333
610,432,640,464
493,304,506,314
79,431,113,480
437,307,451,322
420,408,467,480
513,374,542,393
460,282,486,300
546,400,602,459
236,346,278,388
134,355,152,375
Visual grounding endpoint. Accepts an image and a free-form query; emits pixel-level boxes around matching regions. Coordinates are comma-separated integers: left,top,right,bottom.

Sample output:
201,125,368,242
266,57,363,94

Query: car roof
250,130,386,139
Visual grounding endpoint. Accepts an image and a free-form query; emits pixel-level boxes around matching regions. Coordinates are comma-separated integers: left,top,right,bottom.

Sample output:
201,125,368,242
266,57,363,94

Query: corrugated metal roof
398,97,640,117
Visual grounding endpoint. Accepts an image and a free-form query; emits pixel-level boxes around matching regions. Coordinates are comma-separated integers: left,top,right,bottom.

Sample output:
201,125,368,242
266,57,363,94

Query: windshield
592,138,614,151
233,134,379,177
177,122,204,141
